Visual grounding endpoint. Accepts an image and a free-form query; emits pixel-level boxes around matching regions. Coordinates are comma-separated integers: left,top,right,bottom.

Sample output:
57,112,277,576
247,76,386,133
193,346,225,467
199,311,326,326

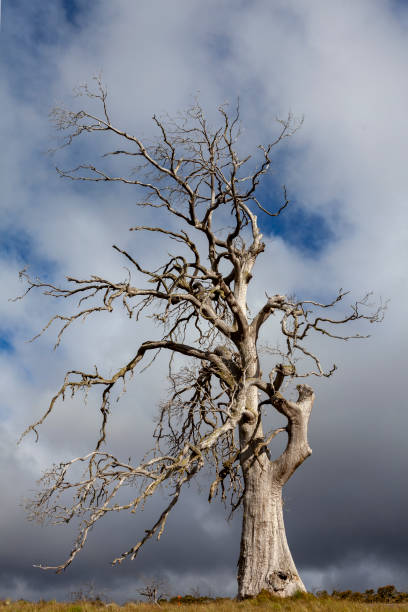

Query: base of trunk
262,570,306,598
237,460,306,599
238,562,306,599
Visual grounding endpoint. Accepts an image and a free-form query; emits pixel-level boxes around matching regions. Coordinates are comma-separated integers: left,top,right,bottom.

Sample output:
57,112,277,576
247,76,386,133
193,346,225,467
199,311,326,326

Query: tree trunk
237,456,306,598
237,384,314,599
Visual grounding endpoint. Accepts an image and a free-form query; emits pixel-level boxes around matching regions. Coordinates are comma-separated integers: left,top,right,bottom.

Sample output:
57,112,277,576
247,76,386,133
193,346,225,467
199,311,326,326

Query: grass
2,592,408,612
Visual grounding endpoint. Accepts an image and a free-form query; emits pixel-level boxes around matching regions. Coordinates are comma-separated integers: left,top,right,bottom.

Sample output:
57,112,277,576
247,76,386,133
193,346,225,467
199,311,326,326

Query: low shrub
324,584,408,603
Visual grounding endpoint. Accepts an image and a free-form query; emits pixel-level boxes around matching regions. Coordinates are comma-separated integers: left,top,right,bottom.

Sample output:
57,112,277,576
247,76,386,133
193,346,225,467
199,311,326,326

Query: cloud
1,0,407,602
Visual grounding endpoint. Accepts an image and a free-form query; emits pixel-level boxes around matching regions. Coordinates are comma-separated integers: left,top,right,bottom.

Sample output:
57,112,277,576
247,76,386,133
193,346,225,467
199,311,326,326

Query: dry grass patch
1,593,408,612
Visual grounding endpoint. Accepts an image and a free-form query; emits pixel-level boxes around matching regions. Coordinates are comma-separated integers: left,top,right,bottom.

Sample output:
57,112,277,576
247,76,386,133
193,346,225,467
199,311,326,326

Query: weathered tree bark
238,466,305,597
237,384,314,599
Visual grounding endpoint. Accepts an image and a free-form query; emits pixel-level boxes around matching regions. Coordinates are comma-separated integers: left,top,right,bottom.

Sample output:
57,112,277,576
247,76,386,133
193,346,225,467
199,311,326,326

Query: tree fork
237,384,314,598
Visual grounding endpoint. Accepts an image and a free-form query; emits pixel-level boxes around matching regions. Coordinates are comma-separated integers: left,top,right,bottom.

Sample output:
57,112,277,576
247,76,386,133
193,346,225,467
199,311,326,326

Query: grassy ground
1,594,408,612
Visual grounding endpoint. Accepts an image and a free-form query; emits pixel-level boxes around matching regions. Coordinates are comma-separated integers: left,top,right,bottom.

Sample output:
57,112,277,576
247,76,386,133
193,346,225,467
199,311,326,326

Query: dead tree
137,575,169,605
17,79,385,598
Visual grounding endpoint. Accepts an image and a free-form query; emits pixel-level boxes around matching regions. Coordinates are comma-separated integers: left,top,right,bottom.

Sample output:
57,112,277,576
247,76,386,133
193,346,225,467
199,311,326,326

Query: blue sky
63,0,81,24
1,0,408,602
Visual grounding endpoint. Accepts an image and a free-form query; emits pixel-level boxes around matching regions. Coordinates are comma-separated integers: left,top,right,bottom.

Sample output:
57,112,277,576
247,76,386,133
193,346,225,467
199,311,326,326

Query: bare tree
17,79,385,598
137,575,169,605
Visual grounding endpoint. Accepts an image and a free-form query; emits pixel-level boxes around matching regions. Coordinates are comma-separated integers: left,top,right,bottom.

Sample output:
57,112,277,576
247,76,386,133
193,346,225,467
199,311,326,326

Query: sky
0,0,408,603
